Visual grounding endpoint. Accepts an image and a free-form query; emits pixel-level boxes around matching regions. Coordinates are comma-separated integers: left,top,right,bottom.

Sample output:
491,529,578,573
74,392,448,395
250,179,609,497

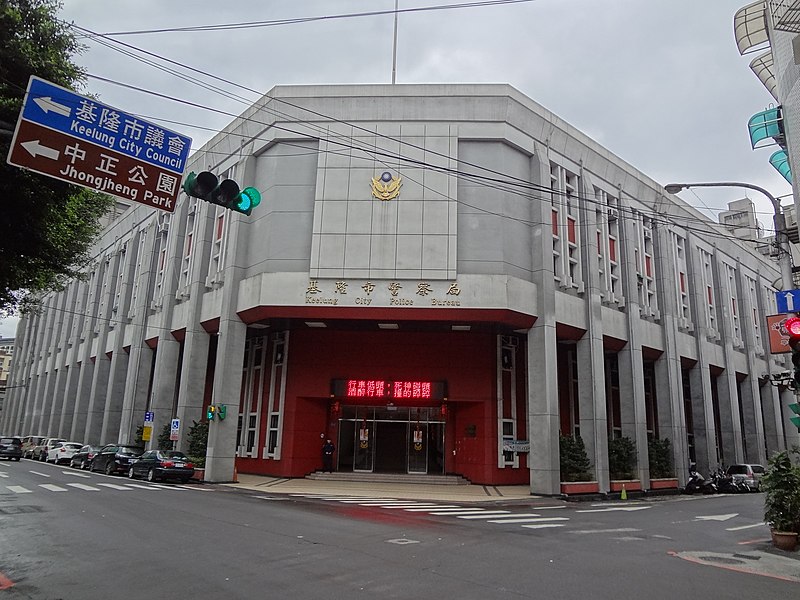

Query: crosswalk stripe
39,484,67,492
380,504,443,509
487,516,570,524
357,502,427,506
404,505,460,511
175,485,210,491
427,509,490,515
124,483,158,490
455,512,513,519
522,523,565,529
6,486,32,494
29,471,50,478
96,483,132,491
66,483,99,491
339,499,402,503
61,471,91,478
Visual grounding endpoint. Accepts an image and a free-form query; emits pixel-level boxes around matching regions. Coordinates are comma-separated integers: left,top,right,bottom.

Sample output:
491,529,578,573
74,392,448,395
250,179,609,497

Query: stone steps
306,471,471,485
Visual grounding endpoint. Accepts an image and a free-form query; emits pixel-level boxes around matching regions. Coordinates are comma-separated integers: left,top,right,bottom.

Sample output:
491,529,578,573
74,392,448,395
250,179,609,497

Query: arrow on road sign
20,139,59,160
694,513,738,521
32,96,71,117
781,291,795,312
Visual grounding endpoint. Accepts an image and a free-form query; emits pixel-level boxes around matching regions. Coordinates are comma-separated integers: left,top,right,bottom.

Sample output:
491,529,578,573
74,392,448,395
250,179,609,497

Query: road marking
570,528,642,535
454,511,513,519
0,569,14,590
577,506,650,513
530,505,567,510
66,483,99,491
522,523,566,530
487,516,570,524
29,471,50,478
96,483,132,491
427,509,492,515
175,485,211,491
0,472,8,478
339,498,403,503
404,505,461,511
357,502,428,506
61,471,91,478
379,504,443,509
124,483,158,490
6,486,32,494
39,484,67,492
695,513,738,522
726,522,766,531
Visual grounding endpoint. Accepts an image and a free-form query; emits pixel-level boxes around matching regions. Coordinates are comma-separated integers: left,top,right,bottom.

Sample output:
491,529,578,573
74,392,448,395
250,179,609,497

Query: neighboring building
0,337,14,418
3,84,798,495
718,198,764,241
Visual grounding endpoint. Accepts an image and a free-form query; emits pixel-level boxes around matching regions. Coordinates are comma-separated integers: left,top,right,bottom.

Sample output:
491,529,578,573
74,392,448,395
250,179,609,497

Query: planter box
560,481,599,495
649,478,678,490
610,480,641,492
771,530,798,552
191,468,205,482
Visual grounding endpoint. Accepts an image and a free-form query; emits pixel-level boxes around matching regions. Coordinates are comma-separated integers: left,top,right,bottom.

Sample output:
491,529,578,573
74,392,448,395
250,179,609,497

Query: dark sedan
91,444,144,475
70,444,101,470
127,450,195,483
0,437,22,461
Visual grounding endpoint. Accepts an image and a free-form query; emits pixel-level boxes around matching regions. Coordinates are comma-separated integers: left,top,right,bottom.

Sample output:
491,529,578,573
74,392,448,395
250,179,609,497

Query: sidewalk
221,473,538,504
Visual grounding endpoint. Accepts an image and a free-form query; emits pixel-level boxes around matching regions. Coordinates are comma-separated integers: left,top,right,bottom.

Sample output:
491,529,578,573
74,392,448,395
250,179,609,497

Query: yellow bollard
620,484,627,500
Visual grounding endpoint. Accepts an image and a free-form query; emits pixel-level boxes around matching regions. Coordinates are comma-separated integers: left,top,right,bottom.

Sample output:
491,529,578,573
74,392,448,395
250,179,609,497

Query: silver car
726,463,765,492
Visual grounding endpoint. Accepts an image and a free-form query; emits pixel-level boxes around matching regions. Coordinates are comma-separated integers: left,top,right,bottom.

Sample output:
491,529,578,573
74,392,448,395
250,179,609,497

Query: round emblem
381,171,392,182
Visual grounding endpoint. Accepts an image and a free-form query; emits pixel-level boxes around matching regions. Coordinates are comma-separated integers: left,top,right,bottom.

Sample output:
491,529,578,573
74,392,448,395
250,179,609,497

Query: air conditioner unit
643,229,652,239
608,208,619,221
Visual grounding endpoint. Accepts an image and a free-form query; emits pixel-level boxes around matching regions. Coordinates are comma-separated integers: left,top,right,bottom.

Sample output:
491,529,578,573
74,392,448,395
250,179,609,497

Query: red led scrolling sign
331,379,447,400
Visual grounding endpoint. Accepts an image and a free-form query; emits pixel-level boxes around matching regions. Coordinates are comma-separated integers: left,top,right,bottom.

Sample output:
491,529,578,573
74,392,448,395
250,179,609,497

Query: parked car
726,463,766,492
33,437,65,461
47,442,83,465
21,435,46,459
70,445,102,470
127,450,195,483
0,436,22,461
91,444,144,475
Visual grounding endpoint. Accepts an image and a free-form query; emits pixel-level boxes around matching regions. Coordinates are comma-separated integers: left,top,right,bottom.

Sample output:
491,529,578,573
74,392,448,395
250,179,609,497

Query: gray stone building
3,84,798,495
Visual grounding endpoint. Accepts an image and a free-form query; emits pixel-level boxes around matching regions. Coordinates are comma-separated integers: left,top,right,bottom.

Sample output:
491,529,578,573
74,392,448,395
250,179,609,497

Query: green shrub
186,420,208,468
608,436,636,480
157,423,172,451
559,434,592,482
648,437,674,478
762,448,800,533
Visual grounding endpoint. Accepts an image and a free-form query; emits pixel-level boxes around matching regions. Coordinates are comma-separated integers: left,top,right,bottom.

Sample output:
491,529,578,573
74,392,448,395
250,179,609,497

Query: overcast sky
0,0,788,337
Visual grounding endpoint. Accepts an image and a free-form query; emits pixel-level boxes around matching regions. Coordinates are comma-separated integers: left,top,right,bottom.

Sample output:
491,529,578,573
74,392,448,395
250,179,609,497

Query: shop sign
306,279,462,308
502,440,530,453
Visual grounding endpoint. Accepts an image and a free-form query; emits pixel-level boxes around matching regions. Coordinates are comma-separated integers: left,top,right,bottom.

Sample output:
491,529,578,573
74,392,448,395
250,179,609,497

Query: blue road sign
775,289,800,314
21,77,191,174
144,411,154,423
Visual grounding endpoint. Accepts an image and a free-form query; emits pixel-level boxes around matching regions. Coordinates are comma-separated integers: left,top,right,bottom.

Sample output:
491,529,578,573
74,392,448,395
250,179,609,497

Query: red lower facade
234,326,529,486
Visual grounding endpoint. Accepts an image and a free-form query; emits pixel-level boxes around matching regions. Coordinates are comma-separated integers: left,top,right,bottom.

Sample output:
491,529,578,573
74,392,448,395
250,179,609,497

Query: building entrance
337,406,445,475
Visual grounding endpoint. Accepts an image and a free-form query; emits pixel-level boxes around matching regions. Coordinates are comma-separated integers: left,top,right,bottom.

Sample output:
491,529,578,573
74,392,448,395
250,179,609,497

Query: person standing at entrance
322,439,335,473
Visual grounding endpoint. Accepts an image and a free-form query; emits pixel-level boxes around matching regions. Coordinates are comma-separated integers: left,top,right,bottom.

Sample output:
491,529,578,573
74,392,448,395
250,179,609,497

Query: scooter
684,464,717,495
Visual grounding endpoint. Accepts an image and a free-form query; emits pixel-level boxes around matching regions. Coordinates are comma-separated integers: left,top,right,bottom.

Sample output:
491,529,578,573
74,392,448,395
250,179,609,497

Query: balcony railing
770,0,800,33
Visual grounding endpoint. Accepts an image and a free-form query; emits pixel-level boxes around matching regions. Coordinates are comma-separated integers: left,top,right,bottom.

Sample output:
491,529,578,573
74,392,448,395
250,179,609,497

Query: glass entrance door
408,422,427,473
338,406,445,475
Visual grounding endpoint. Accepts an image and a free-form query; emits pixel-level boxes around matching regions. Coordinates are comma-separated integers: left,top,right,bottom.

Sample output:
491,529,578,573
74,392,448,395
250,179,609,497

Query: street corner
668,547,800,583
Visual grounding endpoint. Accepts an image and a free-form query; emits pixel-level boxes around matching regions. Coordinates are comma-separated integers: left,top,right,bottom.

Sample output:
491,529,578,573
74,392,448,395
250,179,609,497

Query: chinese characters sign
306,279,462,307
6,76,192,212
331,379,447,401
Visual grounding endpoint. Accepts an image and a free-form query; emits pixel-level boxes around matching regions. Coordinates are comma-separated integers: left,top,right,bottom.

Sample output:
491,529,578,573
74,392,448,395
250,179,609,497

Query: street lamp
664,182,794,291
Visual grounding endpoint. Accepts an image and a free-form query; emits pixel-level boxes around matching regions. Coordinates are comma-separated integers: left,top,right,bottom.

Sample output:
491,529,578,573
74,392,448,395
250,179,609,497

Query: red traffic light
786,316,800,338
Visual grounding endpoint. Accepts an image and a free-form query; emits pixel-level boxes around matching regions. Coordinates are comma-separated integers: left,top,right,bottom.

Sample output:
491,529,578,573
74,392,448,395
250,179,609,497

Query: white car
47,442,84,465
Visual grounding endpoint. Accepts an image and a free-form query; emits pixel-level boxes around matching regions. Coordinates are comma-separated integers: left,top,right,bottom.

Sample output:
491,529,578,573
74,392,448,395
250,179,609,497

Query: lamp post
664,182,794,291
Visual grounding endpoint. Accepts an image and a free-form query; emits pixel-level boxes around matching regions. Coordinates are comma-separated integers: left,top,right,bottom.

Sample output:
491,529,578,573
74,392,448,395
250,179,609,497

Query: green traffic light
232,187,261,215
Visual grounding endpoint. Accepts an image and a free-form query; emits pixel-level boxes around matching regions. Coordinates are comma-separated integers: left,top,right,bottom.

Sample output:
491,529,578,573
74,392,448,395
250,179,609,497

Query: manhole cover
698,556,745,565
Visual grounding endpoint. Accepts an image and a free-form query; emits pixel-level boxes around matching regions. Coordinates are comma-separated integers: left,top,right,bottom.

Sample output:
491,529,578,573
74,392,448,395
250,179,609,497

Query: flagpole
391,0,399,84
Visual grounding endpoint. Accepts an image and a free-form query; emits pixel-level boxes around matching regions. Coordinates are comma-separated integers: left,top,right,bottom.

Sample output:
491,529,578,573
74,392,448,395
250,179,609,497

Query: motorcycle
684,464,717,495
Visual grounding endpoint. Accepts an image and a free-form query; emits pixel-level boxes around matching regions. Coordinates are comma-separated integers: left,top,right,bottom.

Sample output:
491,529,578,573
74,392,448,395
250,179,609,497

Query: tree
559,434,592,482
0,0,114,314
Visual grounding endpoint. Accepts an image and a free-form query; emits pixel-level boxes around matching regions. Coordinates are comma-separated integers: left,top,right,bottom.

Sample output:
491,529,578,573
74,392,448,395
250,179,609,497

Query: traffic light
218,405,227,420
786,316,800,388
790,401,800,430
183,171,261,216
206,404,216,421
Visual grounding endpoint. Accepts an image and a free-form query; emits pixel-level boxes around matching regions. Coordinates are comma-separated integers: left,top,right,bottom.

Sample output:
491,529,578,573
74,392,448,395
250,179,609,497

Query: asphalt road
0,459,797,599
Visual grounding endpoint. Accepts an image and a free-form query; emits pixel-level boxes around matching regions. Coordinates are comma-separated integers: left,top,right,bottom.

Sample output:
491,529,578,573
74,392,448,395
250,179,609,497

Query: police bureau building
4,84,795,493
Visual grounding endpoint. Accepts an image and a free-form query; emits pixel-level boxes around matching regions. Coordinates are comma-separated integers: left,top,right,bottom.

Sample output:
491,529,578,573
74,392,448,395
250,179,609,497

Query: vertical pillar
526,143,560,495
148,339,181,449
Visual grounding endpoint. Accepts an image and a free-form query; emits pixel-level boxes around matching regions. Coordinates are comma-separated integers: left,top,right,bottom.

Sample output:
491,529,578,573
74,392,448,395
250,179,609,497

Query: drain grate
698,555,745,565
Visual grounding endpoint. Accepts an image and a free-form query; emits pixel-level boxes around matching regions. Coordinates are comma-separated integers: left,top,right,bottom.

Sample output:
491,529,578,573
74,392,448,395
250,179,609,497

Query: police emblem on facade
371,171,402,201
